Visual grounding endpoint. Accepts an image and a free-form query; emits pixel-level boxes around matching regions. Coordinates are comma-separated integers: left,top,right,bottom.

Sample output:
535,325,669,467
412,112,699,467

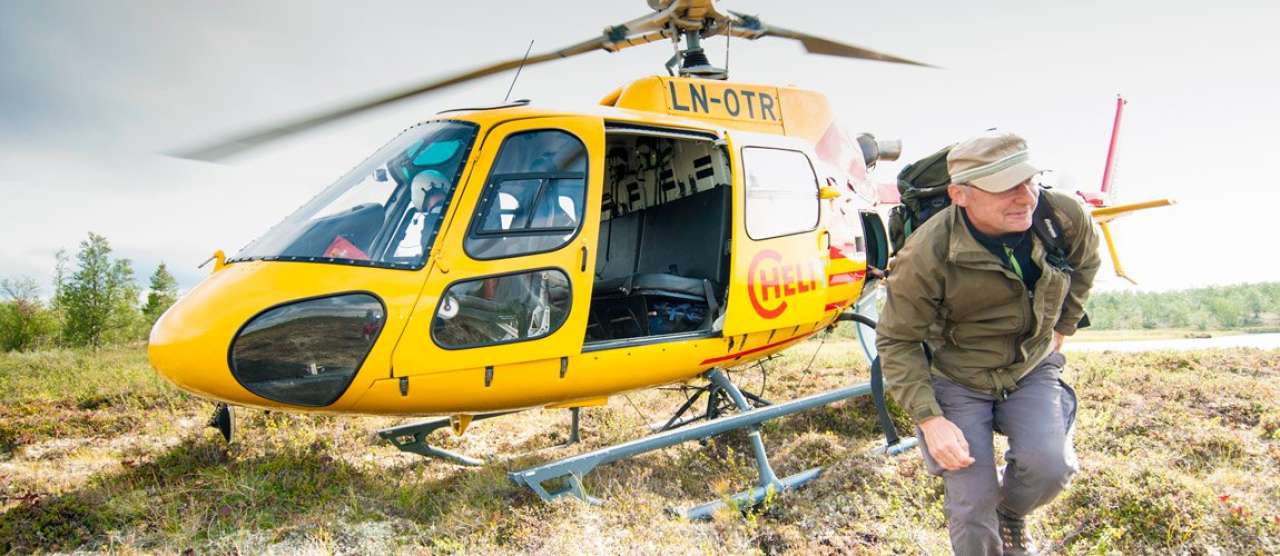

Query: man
410,169,450,218
876,132,1101,555
393,169,450,259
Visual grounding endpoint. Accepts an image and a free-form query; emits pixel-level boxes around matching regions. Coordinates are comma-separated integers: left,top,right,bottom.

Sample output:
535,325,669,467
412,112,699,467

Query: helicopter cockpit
231,121,478,268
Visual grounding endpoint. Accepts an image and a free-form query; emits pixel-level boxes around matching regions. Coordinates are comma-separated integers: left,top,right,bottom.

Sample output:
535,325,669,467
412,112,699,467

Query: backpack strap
1030,190,1073,272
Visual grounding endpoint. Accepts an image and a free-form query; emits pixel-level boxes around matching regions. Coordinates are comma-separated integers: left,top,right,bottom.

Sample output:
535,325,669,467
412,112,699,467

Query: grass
1,331,1278,554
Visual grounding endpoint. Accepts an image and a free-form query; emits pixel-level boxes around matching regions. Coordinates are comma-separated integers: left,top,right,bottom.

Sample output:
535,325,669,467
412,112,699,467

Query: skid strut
378,409,582,464
563,407,581,446
509,368,877,518
654,381,769,433
377,412,515,466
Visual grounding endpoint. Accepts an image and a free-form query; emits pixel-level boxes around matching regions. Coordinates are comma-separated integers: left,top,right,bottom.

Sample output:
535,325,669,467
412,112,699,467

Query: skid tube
509,367,914,519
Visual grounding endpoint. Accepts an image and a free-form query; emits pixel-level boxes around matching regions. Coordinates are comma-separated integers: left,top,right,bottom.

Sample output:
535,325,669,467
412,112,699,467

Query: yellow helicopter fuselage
149,76,887,416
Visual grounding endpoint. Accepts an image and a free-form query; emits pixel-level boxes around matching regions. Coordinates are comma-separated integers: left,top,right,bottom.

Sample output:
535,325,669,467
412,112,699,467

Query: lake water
1064,332,1280,353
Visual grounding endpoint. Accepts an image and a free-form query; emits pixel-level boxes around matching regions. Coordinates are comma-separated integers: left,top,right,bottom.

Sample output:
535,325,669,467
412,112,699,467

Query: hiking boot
998,510,1037,555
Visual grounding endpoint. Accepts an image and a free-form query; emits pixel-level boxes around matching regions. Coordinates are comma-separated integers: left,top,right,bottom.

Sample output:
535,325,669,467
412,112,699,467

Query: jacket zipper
1011,287,1033,366
957,257,1030,369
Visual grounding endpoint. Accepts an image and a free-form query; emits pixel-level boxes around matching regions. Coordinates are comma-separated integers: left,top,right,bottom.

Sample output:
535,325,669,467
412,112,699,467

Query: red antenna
1100,94,1128,197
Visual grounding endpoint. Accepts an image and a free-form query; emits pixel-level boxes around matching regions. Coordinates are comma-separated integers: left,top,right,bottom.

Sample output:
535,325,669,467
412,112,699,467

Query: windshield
233,120,478,269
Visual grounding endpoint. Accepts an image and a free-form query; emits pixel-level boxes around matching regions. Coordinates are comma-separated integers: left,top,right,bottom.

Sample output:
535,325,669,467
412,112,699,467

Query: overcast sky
2,0,1278,295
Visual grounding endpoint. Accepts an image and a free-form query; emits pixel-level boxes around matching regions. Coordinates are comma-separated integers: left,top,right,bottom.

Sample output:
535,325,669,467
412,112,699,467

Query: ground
1,330,1278,554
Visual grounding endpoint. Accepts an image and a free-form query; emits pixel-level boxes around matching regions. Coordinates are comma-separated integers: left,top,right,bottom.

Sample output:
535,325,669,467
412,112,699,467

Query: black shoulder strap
1031,190,1073,272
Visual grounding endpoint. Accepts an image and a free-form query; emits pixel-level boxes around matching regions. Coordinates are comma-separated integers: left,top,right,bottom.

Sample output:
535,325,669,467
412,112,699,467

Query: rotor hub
675,29,727,80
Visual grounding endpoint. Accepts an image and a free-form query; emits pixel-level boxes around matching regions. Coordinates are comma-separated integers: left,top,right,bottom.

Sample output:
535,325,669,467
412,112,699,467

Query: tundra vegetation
0,336,1276,554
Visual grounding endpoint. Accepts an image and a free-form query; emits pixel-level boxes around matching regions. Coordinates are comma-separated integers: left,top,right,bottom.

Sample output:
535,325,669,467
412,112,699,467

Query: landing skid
508,367,917,519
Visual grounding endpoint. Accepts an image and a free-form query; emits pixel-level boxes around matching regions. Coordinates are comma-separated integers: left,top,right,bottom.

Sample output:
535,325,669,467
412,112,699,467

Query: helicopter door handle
580,245,588,272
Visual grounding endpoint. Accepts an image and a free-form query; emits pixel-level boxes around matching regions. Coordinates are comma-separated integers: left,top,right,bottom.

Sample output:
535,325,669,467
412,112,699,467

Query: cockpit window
232,121,478,269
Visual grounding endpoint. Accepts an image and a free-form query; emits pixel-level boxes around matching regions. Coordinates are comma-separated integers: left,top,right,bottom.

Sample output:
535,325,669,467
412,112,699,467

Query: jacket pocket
1039,269,1071,331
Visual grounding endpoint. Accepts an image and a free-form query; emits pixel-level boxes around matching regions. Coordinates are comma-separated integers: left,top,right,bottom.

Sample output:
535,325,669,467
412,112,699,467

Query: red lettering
797,263,811,293
760,267,781,301
747,250,787,319
747,253,827,320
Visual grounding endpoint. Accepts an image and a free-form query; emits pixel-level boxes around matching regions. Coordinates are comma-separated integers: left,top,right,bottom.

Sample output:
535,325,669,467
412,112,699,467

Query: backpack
887,145,1075,273
888,145,953,254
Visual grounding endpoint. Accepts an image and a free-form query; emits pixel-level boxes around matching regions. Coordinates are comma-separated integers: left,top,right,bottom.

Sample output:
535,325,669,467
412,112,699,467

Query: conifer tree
56,233,140,347
142,262,179,326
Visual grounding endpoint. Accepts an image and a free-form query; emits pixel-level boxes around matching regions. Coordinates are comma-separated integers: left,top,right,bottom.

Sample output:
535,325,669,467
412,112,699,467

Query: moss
0,497,101,553
1046,466,1185,550
0,344,1277,553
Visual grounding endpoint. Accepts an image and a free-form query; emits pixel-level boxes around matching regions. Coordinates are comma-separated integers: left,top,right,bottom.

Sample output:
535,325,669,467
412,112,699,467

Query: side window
432,269,571,349
742,147,819,239
465,130,588,260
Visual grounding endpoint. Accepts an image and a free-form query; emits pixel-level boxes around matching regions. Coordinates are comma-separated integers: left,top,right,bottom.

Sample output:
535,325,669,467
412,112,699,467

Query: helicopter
151,0,1168,517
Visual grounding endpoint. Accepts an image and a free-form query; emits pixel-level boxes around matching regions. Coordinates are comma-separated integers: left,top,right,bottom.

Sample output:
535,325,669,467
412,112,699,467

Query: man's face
424,191,445,212
948,179,1038,235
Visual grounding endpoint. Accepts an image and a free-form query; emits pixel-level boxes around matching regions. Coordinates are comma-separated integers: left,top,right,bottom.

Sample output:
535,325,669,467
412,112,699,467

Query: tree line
0,233,178,352
4,233,1278,351
1085,282,1280,330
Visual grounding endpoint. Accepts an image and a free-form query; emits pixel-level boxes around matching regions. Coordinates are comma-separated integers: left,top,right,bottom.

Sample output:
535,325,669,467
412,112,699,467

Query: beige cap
947,132,1041,193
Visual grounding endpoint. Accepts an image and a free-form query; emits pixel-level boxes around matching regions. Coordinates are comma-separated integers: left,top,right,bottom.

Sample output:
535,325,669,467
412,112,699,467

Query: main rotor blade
728,18,936,68
174,36,607,161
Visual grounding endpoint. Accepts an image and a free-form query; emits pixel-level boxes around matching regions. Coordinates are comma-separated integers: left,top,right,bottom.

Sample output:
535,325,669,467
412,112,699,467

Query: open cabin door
391,117,604,378
722,132,830,336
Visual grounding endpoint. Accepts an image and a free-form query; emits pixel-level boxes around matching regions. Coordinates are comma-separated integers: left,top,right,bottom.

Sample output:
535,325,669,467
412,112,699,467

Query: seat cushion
629,273,708,299
593,273,715,301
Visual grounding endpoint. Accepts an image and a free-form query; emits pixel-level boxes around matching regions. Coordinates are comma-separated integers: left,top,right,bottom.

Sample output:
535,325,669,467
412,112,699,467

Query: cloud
1,0,1277,295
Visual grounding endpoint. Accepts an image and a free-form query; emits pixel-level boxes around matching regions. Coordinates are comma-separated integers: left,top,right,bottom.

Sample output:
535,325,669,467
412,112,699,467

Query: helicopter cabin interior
585,126,732,346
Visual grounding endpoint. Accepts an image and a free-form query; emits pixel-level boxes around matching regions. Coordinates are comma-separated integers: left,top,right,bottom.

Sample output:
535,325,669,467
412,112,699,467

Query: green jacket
875,189,1101,422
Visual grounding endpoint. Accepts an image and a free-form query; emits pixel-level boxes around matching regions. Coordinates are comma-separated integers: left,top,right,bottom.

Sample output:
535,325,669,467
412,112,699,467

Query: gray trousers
918,352,1078,555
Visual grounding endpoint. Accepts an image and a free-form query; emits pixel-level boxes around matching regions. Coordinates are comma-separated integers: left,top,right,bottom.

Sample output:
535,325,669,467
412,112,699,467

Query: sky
2,0,1278,296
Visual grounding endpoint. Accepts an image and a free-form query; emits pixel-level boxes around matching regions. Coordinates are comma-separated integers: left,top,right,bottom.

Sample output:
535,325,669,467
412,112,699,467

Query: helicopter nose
148,283,243,402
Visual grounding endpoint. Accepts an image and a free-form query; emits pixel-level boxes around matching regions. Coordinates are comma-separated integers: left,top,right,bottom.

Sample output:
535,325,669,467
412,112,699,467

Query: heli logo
747,250,823,319
667,81,780,122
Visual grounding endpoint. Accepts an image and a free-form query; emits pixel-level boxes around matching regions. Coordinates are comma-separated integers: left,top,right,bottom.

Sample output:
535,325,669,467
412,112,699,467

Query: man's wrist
911,401,944,424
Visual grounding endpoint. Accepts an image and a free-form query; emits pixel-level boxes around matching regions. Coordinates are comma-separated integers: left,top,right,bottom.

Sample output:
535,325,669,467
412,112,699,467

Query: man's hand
920,416,974,471
1053,331,1066,352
